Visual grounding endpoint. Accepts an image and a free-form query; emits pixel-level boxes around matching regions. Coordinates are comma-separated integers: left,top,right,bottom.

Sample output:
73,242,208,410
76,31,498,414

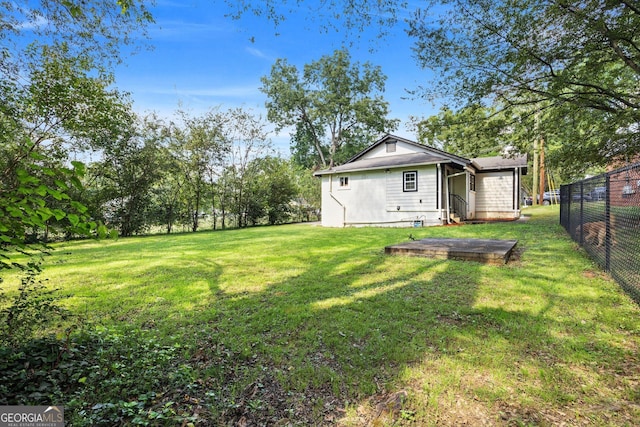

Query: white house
314,134,528,227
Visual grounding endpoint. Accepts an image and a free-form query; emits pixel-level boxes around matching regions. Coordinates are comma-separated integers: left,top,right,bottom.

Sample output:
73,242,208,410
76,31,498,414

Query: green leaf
29,151,46,161
67,214,80,226
70,201,88,214
16,169,39,185
117,0,130,14
7,207,23,218
97,224,108,239
37,208,54,222
47,188,69,201
35,185,48,196
54,180,69,190
69,176,83,190
52,209,66,221
71,161,86,176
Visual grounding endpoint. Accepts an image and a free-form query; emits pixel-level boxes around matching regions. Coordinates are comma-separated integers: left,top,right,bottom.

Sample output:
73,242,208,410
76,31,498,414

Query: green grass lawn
3,206,640,426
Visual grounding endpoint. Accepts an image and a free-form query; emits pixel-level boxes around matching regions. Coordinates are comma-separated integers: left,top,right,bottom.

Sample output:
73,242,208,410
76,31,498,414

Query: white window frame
338,176,350,189
403,171,418,192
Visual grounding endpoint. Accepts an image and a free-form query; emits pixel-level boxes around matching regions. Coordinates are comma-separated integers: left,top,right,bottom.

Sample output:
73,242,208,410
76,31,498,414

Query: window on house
386,141,397,153
470,174,476,191
403,171,417,192
339,176,349,188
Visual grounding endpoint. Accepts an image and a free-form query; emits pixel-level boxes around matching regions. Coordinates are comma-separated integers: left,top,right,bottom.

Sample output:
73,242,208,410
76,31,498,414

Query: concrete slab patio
385,238,518,265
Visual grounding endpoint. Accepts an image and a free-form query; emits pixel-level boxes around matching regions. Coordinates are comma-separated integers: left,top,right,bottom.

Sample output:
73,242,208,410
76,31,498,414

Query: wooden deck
385,238,518,265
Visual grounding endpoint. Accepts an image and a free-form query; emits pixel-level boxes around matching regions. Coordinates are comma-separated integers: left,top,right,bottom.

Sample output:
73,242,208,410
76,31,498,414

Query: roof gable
348,134,470,165
314,134,528,176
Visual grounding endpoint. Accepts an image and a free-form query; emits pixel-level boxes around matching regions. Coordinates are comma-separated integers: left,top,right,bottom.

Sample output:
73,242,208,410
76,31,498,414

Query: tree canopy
409,0,639,167
226,0,640,172
2,1,153,76
1,1,152,273
411,105,511,158
260,49,399,169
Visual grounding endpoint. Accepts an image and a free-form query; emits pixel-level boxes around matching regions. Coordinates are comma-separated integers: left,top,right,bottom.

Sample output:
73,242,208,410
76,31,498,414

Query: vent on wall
386,141,396,153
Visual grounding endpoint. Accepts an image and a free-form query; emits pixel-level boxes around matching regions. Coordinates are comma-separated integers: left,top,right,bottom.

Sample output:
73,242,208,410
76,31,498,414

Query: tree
223,0,402,42
1,1,152,341
247,157,298,225
2,1,152,78
1,48,134,272
260,49,399,169
221,108,272,228
407,0,640,168
292,166,321,222
411,105,510,158
226,0,640,172
171,109,229,232
150,148,186,234
85,115,167,237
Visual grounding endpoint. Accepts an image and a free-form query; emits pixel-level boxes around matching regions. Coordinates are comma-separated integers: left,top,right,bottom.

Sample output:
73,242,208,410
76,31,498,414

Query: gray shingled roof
313,133,528,176
314,152,453,175
346,134,470,165
471,154,528,171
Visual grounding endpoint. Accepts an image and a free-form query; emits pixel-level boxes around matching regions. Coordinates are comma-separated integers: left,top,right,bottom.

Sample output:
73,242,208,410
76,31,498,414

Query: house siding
320,176,345,227
476,171,519,219
320,166,443,227
365,141,428,159
386,166,437,212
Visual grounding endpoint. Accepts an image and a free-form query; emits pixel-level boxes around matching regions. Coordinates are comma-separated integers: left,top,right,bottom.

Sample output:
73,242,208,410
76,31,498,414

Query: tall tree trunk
193,185,201,232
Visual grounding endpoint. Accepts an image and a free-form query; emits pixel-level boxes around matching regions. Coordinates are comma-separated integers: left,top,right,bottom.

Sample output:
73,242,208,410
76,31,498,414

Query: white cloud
16,15,48,31
245,47,271,60
149,18,236,40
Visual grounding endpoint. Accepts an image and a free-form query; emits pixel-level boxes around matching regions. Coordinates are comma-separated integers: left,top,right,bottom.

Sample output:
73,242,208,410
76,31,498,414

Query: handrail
449,194,468,221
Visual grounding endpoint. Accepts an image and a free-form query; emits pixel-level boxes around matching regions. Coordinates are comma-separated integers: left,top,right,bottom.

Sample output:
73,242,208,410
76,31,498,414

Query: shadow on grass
28,213,640,425
192,240,639,425
199,253,467,422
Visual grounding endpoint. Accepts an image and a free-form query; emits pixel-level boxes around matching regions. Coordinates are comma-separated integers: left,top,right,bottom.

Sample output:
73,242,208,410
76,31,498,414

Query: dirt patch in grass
582,269,609,280
217,369,344,426
498,400,640,426
342,390,498,426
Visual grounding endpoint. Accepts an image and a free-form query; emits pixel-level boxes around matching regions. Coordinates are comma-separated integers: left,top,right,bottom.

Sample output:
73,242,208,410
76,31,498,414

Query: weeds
0,326,203,425
0,257,70,348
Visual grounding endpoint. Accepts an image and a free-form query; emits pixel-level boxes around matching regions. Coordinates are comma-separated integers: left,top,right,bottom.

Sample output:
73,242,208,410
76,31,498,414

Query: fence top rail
561,161,640,189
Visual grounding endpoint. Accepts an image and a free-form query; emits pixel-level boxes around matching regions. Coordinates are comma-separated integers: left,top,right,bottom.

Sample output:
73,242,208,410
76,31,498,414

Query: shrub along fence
560,162,640,303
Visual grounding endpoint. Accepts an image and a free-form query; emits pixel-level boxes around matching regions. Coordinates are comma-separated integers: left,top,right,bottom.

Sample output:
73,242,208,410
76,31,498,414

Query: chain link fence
560,162,640,303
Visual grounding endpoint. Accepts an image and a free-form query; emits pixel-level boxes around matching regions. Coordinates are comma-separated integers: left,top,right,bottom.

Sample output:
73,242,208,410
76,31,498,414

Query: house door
448,173,469,221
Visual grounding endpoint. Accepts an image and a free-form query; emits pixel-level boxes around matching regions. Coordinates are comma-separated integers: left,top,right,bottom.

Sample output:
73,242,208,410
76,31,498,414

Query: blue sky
114,0,440,154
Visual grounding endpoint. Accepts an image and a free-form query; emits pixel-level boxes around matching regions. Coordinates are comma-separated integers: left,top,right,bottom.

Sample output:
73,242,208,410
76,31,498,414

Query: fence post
568,184,573,233
579,182,584,245
605,173,611,272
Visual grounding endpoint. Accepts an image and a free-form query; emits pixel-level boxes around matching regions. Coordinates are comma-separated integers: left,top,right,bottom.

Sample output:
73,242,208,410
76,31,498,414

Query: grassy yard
2,206,640,425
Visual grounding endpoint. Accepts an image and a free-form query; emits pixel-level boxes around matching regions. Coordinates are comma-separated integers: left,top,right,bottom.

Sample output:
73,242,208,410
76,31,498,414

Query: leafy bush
0,258,71,348
0,326,201,426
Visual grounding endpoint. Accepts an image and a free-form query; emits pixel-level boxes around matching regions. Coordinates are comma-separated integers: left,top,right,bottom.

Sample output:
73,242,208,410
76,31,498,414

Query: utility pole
538,133,546,205
533,113,540,204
